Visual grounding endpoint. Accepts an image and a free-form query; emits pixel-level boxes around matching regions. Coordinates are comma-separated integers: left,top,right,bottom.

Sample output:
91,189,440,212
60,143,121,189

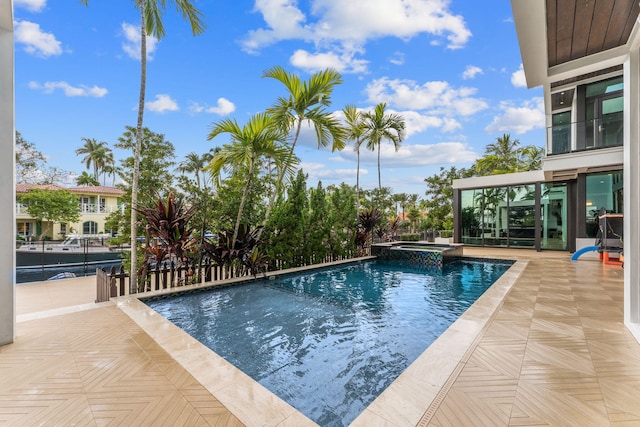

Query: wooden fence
96,254,357,303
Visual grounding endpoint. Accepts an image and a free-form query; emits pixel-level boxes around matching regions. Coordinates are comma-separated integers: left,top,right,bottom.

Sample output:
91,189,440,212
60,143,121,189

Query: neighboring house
452,0,640,342
16,183,125,239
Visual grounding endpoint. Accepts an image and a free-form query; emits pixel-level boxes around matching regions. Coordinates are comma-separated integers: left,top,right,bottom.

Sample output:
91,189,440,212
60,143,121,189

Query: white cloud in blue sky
14,20,61,57
14,0,46,13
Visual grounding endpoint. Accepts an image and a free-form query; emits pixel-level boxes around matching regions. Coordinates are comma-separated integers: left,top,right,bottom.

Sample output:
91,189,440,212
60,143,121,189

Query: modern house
452,0,640,342
16,183,125,240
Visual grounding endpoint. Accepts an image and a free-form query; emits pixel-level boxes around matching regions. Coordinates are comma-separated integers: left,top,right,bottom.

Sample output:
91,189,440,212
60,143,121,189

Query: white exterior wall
624,43,640,341
0,0,15,345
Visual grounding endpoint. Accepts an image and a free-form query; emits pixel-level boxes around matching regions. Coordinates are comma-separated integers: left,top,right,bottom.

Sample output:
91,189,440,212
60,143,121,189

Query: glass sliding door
507,185,536,248
541,183,567,250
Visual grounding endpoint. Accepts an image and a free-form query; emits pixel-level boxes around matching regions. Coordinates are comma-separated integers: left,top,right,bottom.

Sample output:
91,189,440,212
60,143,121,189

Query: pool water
145,259,512,426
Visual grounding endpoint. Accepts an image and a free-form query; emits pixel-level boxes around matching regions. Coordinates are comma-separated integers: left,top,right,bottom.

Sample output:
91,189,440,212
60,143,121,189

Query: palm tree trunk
233,156,256,248
356,142,360,215
130,5,146,293
377,144,382,191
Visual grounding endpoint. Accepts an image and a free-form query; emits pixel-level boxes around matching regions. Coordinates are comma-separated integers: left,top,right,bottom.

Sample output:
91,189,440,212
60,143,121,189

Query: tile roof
16,183,125,196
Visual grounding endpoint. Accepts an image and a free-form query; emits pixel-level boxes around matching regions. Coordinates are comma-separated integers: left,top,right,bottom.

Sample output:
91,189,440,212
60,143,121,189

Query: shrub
439,230,453,239
399,233,420,241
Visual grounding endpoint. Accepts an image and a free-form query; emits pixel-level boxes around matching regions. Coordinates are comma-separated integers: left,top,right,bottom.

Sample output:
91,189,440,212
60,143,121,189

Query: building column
0,0,15,345
624,45,640,343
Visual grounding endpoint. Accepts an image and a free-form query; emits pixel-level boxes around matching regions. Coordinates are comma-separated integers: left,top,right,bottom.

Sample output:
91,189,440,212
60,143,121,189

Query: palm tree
80,0,205,292
261,65,346,231
76,171,100,186
342,104,366,213
362,103,406,191
75,137,111,181
177,151,214,190
205,113,292,247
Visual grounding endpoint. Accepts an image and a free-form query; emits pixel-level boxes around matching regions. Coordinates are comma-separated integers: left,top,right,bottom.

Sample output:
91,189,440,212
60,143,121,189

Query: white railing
79,203,124,214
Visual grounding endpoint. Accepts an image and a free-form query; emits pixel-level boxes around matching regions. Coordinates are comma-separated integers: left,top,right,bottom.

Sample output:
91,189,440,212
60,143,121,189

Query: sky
12,0,544,197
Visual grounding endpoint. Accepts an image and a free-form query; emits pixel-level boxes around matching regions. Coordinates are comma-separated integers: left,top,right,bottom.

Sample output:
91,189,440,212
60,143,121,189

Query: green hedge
399,233,420,241
439,230,453,239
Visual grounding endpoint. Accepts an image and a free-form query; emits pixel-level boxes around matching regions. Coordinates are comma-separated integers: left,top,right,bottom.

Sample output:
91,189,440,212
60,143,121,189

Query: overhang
511,0,640,88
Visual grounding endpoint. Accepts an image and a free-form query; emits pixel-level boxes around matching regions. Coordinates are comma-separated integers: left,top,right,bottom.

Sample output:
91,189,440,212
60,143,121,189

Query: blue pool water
145,259,512,426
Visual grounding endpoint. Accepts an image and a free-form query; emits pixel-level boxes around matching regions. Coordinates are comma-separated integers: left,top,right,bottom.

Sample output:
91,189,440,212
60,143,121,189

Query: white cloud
462,65,482,80
121,22,158,60
299,161,362,182
207,98,236,115
511,63,527,88
485,97,544,134
146,94,179,113
290,49,369,74
365,77,488,116
28,81,108,97
15,0,46,12
389,51,405,66
340,140,478,167
190,99,236,115
242,0,472,72
14,20,62,57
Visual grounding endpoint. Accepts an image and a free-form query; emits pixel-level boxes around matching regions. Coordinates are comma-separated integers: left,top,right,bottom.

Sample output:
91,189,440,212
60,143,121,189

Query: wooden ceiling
547,0,640,67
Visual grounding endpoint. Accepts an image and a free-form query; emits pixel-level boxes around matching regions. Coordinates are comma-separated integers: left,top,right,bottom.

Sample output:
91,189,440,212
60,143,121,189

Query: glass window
83,221,98,235
585,171,623,238
552,111,571,154
541,183,567,250
483,187,508,247
508,185,536,248
460,189,483,245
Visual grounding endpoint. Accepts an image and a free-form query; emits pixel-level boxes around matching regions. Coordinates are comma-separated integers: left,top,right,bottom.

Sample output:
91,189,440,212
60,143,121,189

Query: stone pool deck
1,247,639,426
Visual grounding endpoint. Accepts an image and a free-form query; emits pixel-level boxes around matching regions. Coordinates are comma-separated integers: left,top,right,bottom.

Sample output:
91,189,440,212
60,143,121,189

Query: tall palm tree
75,137,111,181
205,113,292,246
261,65,346,231
101,150,115,185
80,0,205,292
177,151,213,190
362,103,406,191
342,104,366,213
76,171,100,186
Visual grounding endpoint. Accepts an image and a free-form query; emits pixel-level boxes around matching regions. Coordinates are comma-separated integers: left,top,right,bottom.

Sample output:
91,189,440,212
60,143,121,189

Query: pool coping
114,255,527,426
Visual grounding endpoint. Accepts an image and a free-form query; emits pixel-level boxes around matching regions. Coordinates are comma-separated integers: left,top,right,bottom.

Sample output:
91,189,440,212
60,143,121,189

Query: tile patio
1,248,638,426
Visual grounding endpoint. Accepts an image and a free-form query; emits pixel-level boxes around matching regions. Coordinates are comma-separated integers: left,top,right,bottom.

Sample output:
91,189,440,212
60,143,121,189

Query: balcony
547,117,623,155
80,203,124,214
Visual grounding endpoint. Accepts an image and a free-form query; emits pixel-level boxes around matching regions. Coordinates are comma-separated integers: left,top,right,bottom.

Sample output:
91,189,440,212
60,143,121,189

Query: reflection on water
146,259,512,427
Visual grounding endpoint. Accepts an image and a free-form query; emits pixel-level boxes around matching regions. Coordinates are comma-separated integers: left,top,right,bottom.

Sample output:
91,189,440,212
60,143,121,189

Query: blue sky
13,0,544,196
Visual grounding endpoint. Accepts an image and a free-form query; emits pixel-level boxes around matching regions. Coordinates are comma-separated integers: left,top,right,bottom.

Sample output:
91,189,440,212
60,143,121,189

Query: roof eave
510,0,548,88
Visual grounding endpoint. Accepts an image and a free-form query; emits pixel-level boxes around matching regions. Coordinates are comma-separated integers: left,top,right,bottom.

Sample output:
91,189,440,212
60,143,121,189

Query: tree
80,0,205,292
261,66,346,231
424,166,472,231
342,104,367,212
76,171,100,186
18,189,81,239
206,113,292,247
75,137,111,181
15,131,46,184
362,103,406,191
177,151,214,191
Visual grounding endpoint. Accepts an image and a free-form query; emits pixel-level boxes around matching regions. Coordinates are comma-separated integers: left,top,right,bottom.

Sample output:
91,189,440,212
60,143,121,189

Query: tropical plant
136,192,196,289
202,224,267,276
342,104,367,212
206,113,292,247
362,103,406,191
75,138,112,181
80,0,205,293
261,66,346,232
356,207,383,255
177,151,214,190
76,171,100,186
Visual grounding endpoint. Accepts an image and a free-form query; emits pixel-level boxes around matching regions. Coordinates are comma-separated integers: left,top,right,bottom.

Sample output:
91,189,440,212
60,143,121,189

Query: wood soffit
547,0,640,67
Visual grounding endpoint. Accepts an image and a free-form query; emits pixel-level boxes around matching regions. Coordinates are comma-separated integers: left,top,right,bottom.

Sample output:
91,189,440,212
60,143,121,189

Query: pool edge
114,256,525,427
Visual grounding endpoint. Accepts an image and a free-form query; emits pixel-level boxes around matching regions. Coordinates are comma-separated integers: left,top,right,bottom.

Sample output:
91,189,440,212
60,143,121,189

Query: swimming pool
144,258,512,426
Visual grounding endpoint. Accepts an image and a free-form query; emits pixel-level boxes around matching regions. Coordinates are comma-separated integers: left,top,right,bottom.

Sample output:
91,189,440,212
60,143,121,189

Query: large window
581,76,623,150
585,171,623,238
460,184,537,248
83,221,98,235
541,183,567,250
